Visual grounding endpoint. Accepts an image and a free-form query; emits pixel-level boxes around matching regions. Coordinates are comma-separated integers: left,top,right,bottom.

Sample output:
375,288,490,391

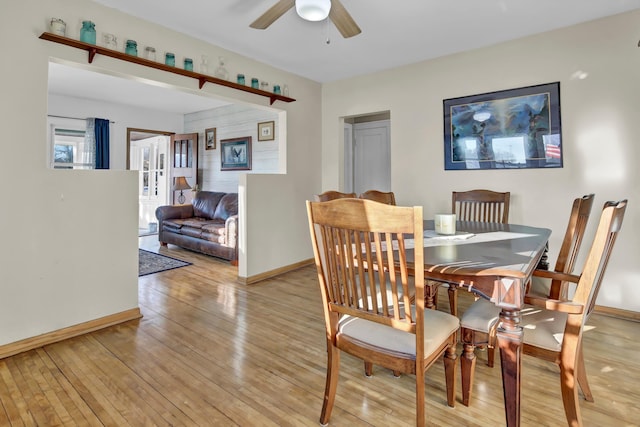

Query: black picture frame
205,127,216,150
220,137,252,171
443,82,562,170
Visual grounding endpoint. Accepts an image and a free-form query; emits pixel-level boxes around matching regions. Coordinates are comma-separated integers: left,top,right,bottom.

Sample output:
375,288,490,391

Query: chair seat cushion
461,299,567,352
460,298,500,333
338,309,459,357
521,307,567,352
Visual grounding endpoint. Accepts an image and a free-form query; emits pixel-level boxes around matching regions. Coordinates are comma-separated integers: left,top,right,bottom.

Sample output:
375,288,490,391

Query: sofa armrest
155,204,194,221
225,215,238,249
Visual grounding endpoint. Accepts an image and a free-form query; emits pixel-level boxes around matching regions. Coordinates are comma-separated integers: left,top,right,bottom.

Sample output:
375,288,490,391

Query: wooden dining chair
459,193,595,374
452,189,510,223
306,198,459,427
430,190,511,317
313,190,356,202
358,189,396,205
460,200,627,427
528,194,595,300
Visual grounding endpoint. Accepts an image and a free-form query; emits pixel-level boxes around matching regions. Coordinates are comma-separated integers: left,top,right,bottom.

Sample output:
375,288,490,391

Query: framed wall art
443,82,562,170
205,127,216,150
257,121,275,141
220,137,252,170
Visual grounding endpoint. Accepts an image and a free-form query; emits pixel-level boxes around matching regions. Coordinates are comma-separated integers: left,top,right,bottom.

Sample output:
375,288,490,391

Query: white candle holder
435,214,456,235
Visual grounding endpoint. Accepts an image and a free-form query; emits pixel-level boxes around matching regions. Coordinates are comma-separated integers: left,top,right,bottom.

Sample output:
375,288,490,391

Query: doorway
344,113,391,194
127,128,172,236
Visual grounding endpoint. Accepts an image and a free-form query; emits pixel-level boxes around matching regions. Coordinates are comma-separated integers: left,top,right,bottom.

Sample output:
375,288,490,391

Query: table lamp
173,177,191,204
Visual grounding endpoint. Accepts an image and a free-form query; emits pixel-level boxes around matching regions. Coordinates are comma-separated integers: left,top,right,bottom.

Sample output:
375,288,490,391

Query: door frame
126,128,174,233
344,118,391,194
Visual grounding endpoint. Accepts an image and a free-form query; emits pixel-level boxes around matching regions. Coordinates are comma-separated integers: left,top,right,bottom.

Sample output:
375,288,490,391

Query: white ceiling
49,0,640,114
92,0,640,83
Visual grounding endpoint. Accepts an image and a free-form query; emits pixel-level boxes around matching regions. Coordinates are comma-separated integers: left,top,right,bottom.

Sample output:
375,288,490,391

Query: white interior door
352,120,391,195
130,135,169,231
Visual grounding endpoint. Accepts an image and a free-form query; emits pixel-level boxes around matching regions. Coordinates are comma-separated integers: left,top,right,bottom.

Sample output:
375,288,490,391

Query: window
48,118,95,170
52,128,95,169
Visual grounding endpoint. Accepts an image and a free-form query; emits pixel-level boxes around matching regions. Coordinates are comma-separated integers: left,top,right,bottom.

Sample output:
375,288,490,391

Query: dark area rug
139,249,191,277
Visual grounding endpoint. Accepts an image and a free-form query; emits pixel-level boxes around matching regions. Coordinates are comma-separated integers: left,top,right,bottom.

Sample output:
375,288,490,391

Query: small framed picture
205,127,216,150
257,121,275,141
220,137,252,171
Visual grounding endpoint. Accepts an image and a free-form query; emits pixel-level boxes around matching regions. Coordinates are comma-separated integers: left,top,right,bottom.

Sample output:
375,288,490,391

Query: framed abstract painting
443,82,562,170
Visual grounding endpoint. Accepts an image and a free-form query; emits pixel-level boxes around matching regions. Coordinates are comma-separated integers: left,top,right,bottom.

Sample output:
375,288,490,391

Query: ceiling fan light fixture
295,0,331,22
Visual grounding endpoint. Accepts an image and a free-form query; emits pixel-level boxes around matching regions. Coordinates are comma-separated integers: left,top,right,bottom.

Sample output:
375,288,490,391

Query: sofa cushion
202,222,226,234
192,192,226,219
181,226,203,239
162,220,183,233
164,217,207,229
213,193,238,220
202,223,227,244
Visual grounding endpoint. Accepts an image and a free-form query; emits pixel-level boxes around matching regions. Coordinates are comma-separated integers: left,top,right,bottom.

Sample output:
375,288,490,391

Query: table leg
497,308,523,427
424,280,439,309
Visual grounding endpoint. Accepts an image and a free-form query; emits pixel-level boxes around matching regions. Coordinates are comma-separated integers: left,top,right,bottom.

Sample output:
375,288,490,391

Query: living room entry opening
127,128,173,236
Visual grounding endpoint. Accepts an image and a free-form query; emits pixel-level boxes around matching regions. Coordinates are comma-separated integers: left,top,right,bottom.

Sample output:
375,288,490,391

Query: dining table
410,220,551,427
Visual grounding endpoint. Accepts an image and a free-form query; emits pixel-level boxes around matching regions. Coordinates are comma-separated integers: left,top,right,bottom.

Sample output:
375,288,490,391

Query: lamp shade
173,176,191,191
296,0,331,22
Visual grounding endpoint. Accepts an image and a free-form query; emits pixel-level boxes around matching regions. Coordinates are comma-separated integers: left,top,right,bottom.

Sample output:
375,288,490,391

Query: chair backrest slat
452,189,510,223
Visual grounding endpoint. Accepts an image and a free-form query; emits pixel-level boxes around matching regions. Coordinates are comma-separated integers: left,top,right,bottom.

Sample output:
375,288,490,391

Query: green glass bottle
165,52,175,67
79,21,96,45
125,40,138,56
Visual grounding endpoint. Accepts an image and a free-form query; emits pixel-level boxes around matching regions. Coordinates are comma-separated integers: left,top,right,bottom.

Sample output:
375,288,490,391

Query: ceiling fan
250,0,362,38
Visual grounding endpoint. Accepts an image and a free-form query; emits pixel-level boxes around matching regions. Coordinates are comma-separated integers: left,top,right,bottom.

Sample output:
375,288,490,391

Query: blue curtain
94,118,110,169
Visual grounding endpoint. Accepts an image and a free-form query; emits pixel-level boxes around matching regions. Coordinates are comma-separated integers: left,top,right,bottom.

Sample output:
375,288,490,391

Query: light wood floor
1,236,638,426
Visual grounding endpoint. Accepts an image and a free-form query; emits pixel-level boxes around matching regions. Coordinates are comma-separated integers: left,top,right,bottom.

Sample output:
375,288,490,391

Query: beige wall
322,11,640,312
0,0,321,346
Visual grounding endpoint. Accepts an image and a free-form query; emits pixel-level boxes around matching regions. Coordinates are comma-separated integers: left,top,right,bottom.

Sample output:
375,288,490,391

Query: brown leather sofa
155,191,238,263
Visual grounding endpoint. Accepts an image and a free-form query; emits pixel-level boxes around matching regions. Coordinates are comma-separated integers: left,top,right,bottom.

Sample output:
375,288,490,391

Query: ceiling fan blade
329,0,361,38
250,0,296,29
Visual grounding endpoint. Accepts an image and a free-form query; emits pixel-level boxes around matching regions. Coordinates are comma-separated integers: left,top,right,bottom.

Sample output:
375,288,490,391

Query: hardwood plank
0,358,31,426
34,348,101,426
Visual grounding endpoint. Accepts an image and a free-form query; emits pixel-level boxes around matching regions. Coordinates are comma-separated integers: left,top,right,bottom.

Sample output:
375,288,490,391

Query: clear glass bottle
184,58,193,71
283,84,289,97
260,81,269,92
79,21,96,45
103,33,117,50
214,56,229,80
200,54,209,74
165,52,175,67
145,46,156,61
50,18,66,37
125,39,137,56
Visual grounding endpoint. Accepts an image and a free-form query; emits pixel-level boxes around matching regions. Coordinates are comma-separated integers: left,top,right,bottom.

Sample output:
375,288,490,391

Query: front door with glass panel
129,134,169,234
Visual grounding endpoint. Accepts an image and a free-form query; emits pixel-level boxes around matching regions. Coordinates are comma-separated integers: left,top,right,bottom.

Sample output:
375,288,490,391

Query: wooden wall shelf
39,32,296,105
